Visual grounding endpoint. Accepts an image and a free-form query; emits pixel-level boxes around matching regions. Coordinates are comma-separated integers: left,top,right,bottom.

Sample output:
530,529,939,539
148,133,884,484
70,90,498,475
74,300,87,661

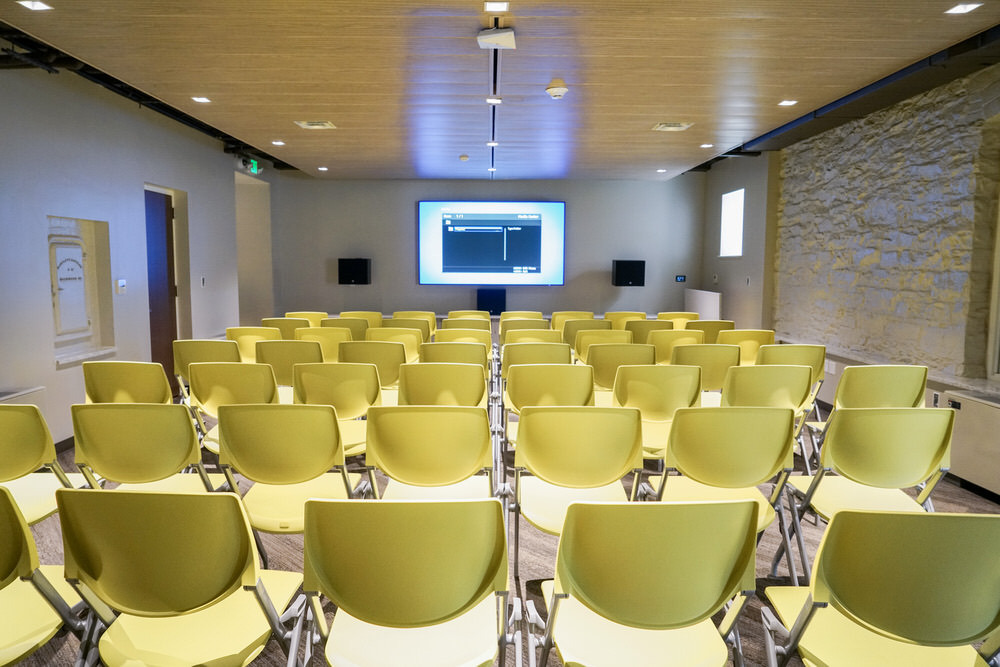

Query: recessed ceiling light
317,167,328,172
16,1,52,9
486,97,503,105
191,96,211,104
271,140,286,146
778,100,798,106
651,122,693,132
486,141,499,147
656,169,668,173
294,120,337,130
701,143,714,148
487,167,497,172
945,3,982,13
484,2,509,12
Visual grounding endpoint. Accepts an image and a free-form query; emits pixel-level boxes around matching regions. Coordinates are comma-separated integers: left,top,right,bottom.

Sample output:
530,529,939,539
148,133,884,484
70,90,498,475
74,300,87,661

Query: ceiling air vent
651,122,694,132
294,120,338,130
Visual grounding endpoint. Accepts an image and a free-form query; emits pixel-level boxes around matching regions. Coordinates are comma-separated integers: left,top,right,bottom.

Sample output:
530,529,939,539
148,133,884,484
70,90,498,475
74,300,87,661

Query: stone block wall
775,63,1000,378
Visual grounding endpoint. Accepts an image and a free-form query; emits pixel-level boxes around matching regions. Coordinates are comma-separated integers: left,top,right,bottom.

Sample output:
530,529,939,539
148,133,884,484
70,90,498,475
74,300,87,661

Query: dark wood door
145,190,179,396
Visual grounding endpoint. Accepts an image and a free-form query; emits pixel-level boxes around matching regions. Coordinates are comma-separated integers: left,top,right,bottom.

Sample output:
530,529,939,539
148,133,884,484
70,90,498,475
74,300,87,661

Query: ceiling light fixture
16,1,52,9
656,169,667,173
271,140,286,146
294,120,337,130
487,141,499,147
651,122,693,132
945,3,982,13
484,1,509,11
317,167,328,172
488,167,497,172
778,100,798,106
191,96,211,103
486,96,503,105
545,78,569,99
701,143,714,148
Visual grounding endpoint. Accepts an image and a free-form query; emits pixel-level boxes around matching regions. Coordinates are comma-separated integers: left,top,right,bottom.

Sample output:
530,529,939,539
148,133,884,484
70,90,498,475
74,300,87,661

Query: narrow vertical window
720,188,745,257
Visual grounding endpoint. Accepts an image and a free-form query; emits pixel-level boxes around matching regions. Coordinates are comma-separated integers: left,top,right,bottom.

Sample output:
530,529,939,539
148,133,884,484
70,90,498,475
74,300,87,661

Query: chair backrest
574,329,633,363
447,310,490,321
0,404,57,482
715,329,776,365
500,311,543,321
188,362,279,419
320,317,369,341
391,311,437,335
82,361,173,404
550,311,594,333
833,365,928,409
294,326,352,361
501,343,572,380
254,339,324,386
505,364,596,411
365,327,422,363
218,404,345,484
555,500,758,629
0,485,41,590
261,317,310,340
820,407,954,488
624,318,674,344
721,364,812,413
500,318,551,345
383,317,431,342
418,342,489,373
587,343,655,389
756,344,826,387
563,318,611,345
57,489,259,616
339,311,383,328
293,362,381,419
504,328,563,344
611,364,702,421
398,363,487,407
656,311,700,328
648,328,705,364
303,498,506,627
172,339,241,384
442,317,491,331
338,341,407,387
285,311,328,327
684,319,735,344
365,406,492,486
604,311,646,330
71,403,202,485
667,407,796,487
435,328,493,347
671,344,740,391
226,326,283,362
810,510,1000,647
514,406,642,488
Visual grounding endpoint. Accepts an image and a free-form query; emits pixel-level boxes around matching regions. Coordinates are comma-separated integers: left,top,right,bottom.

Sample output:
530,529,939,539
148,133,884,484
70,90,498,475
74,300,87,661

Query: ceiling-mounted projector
477,27,516,49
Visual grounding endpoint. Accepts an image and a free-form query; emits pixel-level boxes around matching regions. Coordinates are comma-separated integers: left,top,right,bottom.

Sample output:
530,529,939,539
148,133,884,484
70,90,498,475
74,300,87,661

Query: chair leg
252,527,270,569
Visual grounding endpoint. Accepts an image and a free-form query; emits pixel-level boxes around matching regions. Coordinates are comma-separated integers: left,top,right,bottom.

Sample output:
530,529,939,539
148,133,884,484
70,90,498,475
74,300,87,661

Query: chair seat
277,385,294,404
518,477,627,534
202,424,221,456
99,569,302,667
640,420,673,459
380,388,398,407
787,475,925,521
594,389,613,407
765,586,990,667
539,581,728,667
325,592,499,667
339,419,367,458
381,475,492,500
0,565,80,665
113,472,227,493
700,392,722,407
242,473,357,532
0,471,88,524
648,475,774,533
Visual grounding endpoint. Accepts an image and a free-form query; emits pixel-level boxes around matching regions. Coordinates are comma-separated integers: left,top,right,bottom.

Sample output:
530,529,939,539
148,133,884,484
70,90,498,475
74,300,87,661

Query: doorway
145,189,179,396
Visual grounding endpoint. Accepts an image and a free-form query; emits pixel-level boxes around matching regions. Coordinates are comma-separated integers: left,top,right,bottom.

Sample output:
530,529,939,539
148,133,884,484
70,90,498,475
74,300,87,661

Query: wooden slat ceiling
2,1,999,180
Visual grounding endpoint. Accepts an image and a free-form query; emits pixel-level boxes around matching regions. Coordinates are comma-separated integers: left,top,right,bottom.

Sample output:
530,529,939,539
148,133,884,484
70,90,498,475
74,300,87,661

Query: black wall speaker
612,260,645,287
338,258,371,285
477,288,506,315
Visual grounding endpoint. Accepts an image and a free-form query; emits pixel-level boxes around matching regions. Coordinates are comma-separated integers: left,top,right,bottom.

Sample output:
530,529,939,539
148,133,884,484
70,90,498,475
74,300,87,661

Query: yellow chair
285,310,328,327
650,406,800,579
293,362,381,458
254,338,324,402
261,316,310,340
56,489,303,666
226,325,283,362
366,326,423,363
684,319,735,344
418,341,489,376
611,364,701,460
574,329,633,364
500,342,573,381
398,362,487,408
512,406,643,576
504,363,596,451
656,311,700,329
435,327,493,347
763,510,1000,667
172,339,241,403
648,328,705,364
301,498,516,666
670,343,740,406
500,317,551,345
716,328,775,365
71,403,218,493
320,316,369,341
0,405,83,524
757,343,827,421
187,361,280,455
527,500,759,667
0,486,83,664
442,317,492,331
218,404,354,553
586,343,655,398
624,318,673,344
447,309,490,320
339,310,383,328
364,405,494,499
500,310,543,321
294,325,352,361
82,360,173,404
603,311,646,330
773,407,954,580
550,310,594,334
338,340,408,405
505,328,563,344
383,317,431,342
562,317,611,345
391,310,437,336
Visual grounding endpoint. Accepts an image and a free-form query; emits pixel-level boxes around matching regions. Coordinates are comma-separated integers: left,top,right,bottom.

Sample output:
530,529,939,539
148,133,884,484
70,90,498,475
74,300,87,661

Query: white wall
0,69,241,440
270,175,706,316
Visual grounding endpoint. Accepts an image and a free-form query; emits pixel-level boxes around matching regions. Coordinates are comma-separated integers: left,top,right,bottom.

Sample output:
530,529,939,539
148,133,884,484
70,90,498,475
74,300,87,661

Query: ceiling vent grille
294,120,338,130
651,122,694,132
